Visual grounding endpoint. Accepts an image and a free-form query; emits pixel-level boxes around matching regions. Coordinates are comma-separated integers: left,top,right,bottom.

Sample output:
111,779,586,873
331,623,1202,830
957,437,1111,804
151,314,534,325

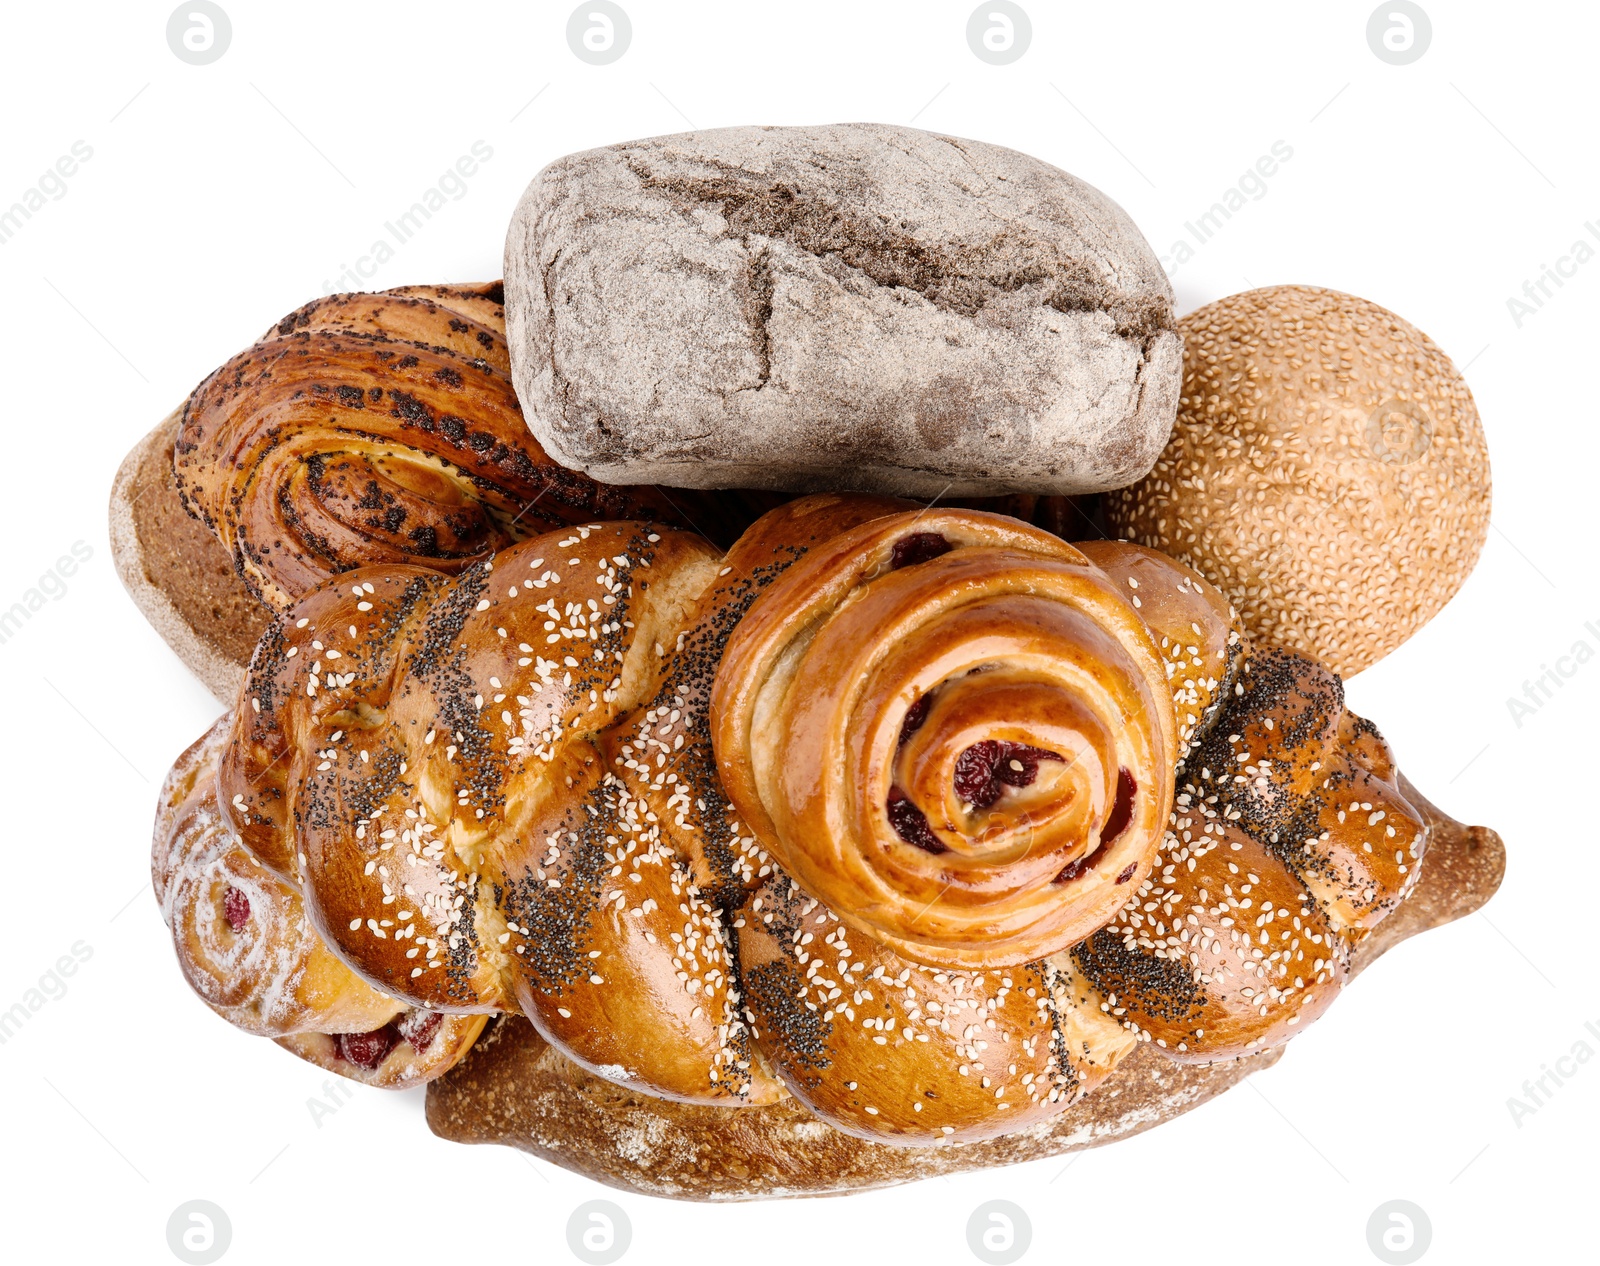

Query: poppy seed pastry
1105,286,1491,676
172,281,781,612
503,123,1182,497
150,493,1479,1154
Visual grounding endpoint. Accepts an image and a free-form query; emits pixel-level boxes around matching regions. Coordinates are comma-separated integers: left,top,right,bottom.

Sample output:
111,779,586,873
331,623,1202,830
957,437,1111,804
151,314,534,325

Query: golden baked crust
1106,286,1491,676
1071,646,1426,1061
108,408,273,703
430,1021,1281,1199
738,878,1135,1143
150,494,1461,1153
191,497,1201,1141
110,386,1085,706
1074,539,1241,753
423,780,1501,1199
712,510,1179,969
153,717,398,1037
152,715,488,1088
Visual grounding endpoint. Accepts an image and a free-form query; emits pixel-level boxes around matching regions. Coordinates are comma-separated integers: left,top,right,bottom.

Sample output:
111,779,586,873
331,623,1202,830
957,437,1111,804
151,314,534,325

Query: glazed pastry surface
154,496,1429,1142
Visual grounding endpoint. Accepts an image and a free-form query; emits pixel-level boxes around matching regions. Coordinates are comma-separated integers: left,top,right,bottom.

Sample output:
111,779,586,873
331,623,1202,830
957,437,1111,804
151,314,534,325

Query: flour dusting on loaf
504,123,1182,496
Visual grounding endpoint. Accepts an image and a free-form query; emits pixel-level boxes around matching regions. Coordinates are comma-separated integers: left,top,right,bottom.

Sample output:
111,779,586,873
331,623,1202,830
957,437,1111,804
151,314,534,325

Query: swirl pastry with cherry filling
153,716,485,1087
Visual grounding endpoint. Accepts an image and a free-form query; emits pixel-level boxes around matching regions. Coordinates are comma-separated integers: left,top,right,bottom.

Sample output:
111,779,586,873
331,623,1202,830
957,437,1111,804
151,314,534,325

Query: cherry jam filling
889,716,1069,850
397,1009,443,1052
890,532,953,570
336,1027,399,1069
1054,768,1137,884
899,694,931,743
953,740,1063,810
887,788,947,854
1100,767,1137,844
221,886,250,933
333,1009,443,1069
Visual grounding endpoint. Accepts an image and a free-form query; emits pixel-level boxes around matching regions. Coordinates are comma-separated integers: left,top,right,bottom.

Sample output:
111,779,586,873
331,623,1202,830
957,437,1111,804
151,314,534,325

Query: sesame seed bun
1105,286,1491,676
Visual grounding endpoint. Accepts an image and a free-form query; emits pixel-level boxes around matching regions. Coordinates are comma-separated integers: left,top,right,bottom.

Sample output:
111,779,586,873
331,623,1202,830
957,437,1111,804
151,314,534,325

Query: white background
0,2,1593,1262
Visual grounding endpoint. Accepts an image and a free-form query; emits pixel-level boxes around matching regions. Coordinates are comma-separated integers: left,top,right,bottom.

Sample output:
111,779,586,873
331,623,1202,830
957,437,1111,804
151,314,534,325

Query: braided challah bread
153,493,1431,1144
427,763,1502,1201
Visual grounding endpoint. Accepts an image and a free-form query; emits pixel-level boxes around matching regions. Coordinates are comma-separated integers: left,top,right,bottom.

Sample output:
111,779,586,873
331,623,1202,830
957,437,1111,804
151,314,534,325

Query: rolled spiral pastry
712,509,1178,969
152,493,1433,1144
153,716,486,1087
173,282,770,609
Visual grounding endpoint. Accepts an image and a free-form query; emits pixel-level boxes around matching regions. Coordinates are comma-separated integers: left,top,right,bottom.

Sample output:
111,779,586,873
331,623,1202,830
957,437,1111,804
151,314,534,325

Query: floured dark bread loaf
504,123,1182,497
